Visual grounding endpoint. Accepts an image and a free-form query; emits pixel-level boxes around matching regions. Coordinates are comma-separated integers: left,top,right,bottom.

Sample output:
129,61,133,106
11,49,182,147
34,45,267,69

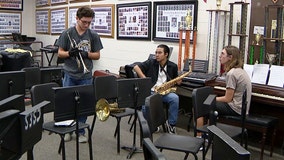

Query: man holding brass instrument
57,6,103,143
134,44,181,134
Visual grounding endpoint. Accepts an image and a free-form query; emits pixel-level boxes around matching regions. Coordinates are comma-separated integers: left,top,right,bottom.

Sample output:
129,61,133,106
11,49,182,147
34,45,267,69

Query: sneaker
154,127,160,133
166,120,176,134
79,134,87,143
64,133,72,142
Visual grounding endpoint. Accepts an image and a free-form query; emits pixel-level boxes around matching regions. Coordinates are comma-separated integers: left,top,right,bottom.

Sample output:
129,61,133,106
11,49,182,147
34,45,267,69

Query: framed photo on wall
117,2,151,40
153,0,198,42
50,7,67,34
91,4,115,38
0,0,23,11
68,7,78,28
36,0,49,7
0,11,21,35
51,0,68,5
36,9,50,34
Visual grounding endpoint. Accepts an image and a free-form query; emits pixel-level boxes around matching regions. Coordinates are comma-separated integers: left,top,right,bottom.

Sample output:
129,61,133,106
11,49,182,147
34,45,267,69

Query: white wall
22,0,251,74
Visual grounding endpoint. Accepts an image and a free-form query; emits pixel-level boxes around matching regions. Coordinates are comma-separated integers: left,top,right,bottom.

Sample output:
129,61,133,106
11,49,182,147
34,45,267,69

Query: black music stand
117,78,151,159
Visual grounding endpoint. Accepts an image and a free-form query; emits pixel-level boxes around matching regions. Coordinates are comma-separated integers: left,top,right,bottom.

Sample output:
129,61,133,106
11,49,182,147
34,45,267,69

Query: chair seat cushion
223,115,278,127
154,133,204,154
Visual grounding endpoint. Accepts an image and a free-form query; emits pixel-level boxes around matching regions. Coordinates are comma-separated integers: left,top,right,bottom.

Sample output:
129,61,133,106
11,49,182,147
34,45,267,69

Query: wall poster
36,9,49,34
153,0,198,42
0,0,23,11
36,0,49,7
0,11,21,35
91,4,114,38
117,2,151,40
68,7,78,28
50,8,67,34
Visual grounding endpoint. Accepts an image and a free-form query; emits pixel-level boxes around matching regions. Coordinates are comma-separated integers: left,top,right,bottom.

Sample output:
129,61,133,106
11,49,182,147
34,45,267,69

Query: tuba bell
96,98,125,122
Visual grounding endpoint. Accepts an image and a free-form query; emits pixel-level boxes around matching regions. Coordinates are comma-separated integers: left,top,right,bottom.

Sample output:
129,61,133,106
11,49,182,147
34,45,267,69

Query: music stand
117,78,151,159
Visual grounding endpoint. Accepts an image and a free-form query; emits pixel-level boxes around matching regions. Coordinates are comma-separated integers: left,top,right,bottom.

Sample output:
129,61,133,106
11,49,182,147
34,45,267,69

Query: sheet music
243,64,253,80
268,65,284,87
251,64,270,85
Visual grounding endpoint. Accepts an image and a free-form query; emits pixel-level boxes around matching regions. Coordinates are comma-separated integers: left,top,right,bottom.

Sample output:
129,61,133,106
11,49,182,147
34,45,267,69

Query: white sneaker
64,133,72,142
79,134,87,143
165,120,176,134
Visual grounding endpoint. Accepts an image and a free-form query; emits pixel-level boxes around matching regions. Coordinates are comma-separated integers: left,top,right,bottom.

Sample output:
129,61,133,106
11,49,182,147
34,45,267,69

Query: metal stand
121,83,143,159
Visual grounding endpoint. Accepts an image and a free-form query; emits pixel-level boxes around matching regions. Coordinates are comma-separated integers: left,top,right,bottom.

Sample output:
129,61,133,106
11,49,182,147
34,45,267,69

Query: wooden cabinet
262,5,284,65
227,2,249,61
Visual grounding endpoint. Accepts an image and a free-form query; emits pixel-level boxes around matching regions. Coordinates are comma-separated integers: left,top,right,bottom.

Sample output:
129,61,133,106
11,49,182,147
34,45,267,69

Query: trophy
216,0,222,9
185,10,192,30
266,53,277,66
255,32,261,45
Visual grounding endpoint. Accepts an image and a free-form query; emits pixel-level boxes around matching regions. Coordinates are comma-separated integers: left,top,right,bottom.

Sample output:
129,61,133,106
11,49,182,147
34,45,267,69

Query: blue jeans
142,92,179,126
162,92,179,126
63,72,92,135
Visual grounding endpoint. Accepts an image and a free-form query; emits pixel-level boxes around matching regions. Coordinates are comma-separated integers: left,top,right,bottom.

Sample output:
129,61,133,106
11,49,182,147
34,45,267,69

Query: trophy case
262,5,284,66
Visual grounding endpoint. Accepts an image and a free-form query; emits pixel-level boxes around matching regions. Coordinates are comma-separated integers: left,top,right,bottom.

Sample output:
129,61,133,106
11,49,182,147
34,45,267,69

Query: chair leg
187,115,192,132
128,115,133,124
87,128,93,160
260,131,267,160
183,153,189,160
129,116,135,132
115,118,121,154
270,128,276,157
59,135,66,160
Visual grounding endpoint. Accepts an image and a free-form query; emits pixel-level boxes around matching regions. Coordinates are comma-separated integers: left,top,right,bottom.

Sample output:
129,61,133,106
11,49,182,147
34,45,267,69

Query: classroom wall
22,0,251,74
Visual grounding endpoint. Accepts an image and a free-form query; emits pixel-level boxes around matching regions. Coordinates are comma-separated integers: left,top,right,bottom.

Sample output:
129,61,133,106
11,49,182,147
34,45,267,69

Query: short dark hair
157,44,170,58
77,6,94,19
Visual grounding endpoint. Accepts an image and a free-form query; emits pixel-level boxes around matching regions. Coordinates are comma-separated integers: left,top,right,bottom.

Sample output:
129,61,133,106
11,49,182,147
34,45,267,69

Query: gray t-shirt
57,27,103,79
226,68,252,115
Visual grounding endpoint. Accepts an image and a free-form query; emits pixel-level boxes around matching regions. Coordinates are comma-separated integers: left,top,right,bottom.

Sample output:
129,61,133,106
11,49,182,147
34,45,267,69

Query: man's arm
86,50,100,60
133,65,146,78
58,47,70,58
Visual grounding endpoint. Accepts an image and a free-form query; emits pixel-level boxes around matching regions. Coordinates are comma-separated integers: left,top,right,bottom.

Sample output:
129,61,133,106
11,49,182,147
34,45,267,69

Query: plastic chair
139,94,204,160
192,86,247,155
142,138,167,160
93,75,135,154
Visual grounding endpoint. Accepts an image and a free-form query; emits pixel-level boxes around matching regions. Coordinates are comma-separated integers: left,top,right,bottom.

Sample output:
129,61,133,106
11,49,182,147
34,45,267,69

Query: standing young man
57,6,103,143
133,44,180,134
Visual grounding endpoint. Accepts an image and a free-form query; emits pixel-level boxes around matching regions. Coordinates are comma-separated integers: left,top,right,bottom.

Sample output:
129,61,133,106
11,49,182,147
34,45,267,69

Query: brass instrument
66,31,90,74
96,98,125,122
154,70,191,95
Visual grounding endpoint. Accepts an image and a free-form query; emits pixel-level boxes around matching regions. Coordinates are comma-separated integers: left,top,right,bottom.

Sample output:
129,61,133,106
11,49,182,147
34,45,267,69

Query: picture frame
0,11,21,35
68,7,79,28
153,0,198,42
36,0,49,7
0,0,23,11
117,2,151,40
50,0,68,5
50,7,67,35
91,4,115,38
36,9,50,34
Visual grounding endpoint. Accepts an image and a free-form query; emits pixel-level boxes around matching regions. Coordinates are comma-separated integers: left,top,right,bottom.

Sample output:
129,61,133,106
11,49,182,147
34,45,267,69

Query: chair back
30,82,59,113
21,67,41,89
192,86,214,119
137,111,152,140
93,75,117,102
241,89,247,145
143,138,167,160
144,93,166,134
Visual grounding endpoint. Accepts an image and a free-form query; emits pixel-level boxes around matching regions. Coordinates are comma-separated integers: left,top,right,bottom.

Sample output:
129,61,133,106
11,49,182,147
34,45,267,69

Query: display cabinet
227,2,249,62
262,5,284,65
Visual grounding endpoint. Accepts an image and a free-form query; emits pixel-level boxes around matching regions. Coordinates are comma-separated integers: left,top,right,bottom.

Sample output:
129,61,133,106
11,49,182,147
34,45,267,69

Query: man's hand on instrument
68,48,79,57
80,51,89,58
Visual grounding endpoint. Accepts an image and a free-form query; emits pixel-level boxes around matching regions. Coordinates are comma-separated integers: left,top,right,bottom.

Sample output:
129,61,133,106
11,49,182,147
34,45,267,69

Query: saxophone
154,70,191,95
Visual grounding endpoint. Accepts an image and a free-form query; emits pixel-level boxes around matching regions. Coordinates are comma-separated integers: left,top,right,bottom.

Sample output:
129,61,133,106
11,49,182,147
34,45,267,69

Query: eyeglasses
80,19,91,25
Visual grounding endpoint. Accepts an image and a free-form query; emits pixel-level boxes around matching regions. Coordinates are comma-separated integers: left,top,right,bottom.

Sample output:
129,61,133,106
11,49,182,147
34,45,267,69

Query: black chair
142,138,167,160
21,67,41,90
208,125,250,160
192,86,247,155
139,94,204,160
93,75,135,154
30,84,93,160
